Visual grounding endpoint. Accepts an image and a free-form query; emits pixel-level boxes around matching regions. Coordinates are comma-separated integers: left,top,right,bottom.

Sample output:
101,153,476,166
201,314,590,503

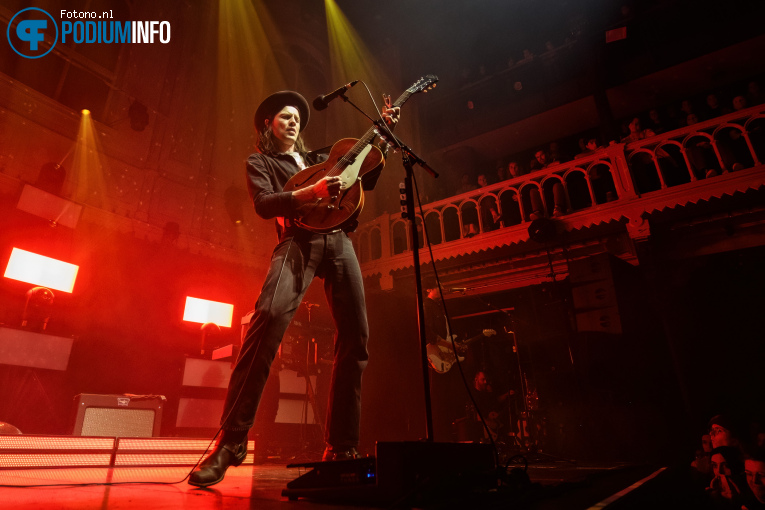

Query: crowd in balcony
428,75,764,238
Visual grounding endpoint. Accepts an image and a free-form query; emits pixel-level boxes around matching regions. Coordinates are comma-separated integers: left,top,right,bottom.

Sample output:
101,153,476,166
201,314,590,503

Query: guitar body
426,336,464,374
281,74,438,233
283,138,384,233
427,329,497,374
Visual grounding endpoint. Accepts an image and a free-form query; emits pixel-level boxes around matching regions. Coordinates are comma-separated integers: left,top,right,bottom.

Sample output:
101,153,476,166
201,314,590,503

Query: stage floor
0,460,673,509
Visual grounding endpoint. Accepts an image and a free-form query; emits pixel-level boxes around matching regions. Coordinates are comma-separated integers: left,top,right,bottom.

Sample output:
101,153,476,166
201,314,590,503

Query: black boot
189,436,247,487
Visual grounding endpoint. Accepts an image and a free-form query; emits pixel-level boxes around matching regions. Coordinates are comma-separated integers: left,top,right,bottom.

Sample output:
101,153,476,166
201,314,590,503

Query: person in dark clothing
189,90,399,487
468,370,515,441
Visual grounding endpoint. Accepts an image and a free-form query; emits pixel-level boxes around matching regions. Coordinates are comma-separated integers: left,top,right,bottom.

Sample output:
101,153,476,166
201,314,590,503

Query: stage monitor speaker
73,394,164,437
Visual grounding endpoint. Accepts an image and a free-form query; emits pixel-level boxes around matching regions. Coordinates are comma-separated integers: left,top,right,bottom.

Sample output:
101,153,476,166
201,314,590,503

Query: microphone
450,287,467,292
313,80,359,111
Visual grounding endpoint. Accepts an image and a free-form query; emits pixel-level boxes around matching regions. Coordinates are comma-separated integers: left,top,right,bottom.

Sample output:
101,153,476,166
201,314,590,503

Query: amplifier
72,394,164,437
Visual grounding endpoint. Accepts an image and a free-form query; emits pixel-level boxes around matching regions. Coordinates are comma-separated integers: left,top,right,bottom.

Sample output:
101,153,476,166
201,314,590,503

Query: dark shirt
472,389,501,417
245,151,326,238
245,151,324,221
245,145,385,237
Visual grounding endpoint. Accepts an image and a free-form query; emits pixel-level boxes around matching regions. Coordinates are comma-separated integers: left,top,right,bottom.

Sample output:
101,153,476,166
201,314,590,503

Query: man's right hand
293,176,342,204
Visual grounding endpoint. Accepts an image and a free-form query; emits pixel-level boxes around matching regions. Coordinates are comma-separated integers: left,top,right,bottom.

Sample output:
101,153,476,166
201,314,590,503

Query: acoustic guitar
282,74,438,233
426,329,497,374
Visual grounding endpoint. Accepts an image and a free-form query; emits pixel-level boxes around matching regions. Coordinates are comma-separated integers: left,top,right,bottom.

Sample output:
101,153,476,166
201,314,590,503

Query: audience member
708,446,748,506
525,150,568,217
530,148,559,171
548,141,563,165
733,95,749,112
496,163,509,182
685,114,719,178
529,150,544,171
456,173,478,195
519,48,535,63
679,99,696,126
497,161,525,225
575,137,602,158
471,174,502,231
747,81,764,106
710,414,743,450
621,117,656,143
508,161,524,179
693,433,714,477
619,119,632,140
717,114,754,171
744,448,765,509
571,136,615,203
647,108,674,134
704,93,732,120
479,199,502,232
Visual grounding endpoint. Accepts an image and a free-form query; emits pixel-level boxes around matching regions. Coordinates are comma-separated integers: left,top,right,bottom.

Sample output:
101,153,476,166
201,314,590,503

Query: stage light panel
183,297,233,328
17,184,82,229
4,248,79,293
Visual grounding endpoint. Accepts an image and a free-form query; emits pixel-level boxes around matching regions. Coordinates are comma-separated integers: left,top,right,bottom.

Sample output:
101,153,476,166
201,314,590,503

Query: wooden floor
0,460,673,509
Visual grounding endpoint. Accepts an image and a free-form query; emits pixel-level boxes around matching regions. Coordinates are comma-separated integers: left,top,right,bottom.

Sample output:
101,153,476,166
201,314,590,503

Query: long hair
256,123,308,159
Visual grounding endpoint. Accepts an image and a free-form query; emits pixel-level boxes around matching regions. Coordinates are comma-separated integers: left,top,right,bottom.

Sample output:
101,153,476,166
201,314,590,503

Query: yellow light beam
214,0,286,173
324,0,395,136
71,108,109,212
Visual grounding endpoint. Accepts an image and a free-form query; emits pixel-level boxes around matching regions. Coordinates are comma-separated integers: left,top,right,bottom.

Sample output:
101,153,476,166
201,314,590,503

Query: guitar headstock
407,74,439,95
483,329,497,337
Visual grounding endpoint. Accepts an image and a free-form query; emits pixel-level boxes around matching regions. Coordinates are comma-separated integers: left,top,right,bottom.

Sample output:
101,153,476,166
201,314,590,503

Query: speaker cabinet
73,394,163,437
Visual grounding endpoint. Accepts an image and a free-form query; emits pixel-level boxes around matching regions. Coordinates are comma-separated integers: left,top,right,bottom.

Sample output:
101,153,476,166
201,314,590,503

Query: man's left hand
382,94,400,125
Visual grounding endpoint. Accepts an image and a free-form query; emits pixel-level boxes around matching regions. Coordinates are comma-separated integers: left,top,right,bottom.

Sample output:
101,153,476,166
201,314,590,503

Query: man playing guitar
189,90,399,487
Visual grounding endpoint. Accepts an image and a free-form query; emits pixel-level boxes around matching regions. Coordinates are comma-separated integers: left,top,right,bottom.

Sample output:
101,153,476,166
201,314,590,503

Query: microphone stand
371,112,439,442
333,96,439,441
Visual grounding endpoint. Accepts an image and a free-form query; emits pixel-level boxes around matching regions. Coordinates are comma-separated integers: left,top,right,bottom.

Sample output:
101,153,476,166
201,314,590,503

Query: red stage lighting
4,248,79,293
183,297,233,328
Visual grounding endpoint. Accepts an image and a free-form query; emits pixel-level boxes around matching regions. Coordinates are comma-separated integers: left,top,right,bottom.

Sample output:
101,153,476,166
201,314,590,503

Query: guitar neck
345,89,416,159
463,331,492,346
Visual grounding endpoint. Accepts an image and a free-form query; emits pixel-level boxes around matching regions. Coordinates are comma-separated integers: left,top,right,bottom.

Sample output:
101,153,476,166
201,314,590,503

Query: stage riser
0,436,254,470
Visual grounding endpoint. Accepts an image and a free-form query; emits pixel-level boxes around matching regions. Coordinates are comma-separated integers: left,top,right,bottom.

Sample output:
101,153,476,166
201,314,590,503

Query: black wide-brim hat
254,90,310,133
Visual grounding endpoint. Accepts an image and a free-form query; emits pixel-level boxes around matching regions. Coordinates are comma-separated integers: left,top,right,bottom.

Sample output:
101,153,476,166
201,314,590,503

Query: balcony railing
353,105,765,287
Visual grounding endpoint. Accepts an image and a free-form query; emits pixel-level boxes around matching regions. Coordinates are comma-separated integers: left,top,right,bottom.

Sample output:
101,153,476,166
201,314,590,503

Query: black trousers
221,229,369,448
